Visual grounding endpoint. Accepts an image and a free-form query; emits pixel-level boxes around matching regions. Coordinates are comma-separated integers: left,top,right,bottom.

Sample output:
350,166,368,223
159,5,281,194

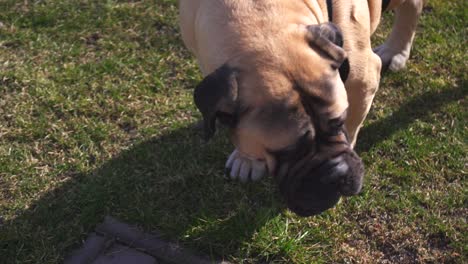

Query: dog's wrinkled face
194,23,364,215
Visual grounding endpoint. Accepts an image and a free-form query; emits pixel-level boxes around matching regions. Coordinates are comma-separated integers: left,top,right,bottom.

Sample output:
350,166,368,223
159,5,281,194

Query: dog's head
194,23,364,216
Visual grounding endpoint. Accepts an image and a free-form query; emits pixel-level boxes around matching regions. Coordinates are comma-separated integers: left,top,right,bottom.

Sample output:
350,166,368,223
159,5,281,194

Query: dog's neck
192,0,332,75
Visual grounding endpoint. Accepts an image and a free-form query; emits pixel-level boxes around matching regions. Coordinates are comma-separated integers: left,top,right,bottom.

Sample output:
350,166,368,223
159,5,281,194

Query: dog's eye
216,111,237,127
288,105,299,113
329,118,344,128
328,118,345,135
272,130,315,162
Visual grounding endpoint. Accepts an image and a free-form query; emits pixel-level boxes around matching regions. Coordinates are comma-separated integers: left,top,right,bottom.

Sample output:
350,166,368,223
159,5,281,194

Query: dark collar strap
325,0,349,82
326,0,333,22
382,0,391,11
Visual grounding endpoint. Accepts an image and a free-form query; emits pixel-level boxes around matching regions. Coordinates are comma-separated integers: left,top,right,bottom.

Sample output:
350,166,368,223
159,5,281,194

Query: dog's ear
194,64,239,141
306,23,347,68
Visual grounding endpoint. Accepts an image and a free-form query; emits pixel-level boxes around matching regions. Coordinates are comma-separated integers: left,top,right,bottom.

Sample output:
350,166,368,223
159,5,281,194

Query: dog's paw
225,149,267,183
374,44,410,73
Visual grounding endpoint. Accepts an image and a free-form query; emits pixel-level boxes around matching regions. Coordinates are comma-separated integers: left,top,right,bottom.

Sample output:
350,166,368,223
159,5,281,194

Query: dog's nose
319,151,364,196
336,150,364,196
319,156,349,184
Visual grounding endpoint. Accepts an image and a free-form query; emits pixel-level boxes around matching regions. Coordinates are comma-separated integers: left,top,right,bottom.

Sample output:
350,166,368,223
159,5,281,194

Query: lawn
0,0,466,263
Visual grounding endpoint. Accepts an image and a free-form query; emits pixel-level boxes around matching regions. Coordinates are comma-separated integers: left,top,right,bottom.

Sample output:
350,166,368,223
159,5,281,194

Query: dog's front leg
345,52,382,147
374,0,424,72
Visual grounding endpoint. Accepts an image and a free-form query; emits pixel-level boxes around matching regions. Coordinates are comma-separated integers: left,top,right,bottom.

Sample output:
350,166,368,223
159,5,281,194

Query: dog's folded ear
194,64,239,141
306,23,347,68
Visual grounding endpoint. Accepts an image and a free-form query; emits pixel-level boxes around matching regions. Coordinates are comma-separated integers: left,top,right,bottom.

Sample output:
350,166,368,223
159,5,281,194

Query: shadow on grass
1,125,283,262
2,80,465,263
356,80,466,153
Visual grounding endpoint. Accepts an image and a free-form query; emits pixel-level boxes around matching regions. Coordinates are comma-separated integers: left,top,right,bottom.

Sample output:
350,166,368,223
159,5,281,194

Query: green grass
0,0,466,263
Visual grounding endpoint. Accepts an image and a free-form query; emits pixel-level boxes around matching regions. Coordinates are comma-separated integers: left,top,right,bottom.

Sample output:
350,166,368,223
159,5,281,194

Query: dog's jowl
179,0,423,216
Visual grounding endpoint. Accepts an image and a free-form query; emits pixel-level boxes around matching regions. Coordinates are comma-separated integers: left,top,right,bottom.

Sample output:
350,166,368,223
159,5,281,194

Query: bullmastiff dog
179,0,423,215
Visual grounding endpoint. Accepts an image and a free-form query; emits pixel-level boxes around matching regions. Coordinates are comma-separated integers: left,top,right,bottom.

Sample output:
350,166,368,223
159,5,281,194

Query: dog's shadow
356,78,466,153
2,80,465,262
2,125,283,262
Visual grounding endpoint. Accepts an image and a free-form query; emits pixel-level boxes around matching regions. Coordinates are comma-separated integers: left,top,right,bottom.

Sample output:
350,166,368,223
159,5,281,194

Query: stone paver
65,216,229,264
93,244,158,264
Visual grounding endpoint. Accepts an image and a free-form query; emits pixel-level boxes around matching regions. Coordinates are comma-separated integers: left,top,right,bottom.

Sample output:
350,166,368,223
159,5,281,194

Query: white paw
225,149,267,183
388,53,408,72
374,44,410,72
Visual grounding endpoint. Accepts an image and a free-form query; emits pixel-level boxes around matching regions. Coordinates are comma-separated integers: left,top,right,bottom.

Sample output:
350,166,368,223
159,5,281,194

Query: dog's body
179,0,422,214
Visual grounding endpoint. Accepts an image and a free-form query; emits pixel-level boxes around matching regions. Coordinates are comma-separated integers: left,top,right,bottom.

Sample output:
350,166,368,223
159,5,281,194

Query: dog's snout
277,147,364,216
319,156,349,184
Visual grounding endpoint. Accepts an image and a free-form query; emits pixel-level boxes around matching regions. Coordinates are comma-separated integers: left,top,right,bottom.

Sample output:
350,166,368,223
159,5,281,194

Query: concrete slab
65,216,230,264
93,244,157,264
